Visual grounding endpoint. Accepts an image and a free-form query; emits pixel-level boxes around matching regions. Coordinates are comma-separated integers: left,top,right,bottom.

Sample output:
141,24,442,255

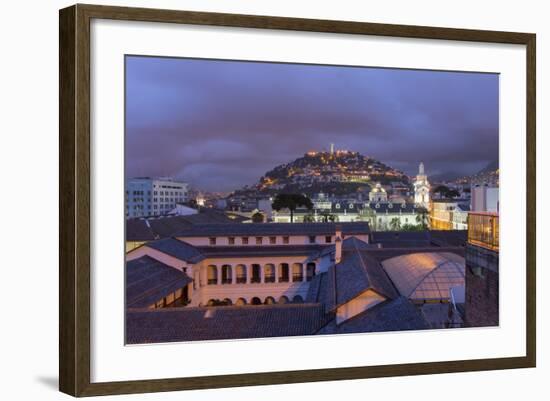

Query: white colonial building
369,183,388,202
126,222,369,307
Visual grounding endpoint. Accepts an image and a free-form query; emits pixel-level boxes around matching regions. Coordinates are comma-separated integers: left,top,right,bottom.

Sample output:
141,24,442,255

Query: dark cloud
125,56,499,191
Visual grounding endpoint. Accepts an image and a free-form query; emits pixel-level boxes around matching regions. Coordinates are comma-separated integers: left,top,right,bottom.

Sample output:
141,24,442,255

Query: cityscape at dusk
124,56,500,344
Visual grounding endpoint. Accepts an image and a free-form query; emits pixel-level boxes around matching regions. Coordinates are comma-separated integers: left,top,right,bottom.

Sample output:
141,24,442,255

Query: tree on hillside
389,217,401,231
303,213,316,223
433,185,450,198
251,211,265,223
319,210,338,223
272,193,313,223
415,206,429,229
446,189,461,198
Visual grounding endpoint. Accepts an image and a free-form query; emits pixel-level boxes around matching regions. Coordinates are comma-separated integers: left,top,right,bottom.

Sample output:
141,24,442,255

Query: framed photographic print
59,4,536,397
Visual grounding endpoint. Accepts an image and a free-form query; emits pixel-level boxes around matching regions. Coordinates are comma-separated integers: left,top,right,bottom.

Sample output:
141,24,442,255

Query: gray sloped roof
174,222,370,237
191,245,324,262
319,236,377,258
126,218,156,241
126,211,248,241
144,238,203,262
318,297,430,334
325,248,398,311
126,256,192,308
306,271,329,307
126,304,325,343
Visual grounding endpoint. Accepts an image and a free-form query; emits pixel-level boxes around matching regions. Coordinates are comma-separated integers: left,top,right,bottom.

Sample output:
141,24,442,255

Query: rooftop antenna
330,143,335,155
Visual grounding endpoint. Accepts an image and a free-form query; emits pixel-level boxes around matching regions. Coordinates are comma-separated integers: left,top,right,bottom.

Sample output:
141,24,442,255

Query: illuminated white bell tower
414,162,431,208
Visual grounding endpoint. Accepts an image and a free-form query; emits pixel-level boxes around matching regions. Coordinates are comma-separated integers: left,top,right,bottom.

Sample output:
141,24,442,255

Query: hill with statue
232,147,410,198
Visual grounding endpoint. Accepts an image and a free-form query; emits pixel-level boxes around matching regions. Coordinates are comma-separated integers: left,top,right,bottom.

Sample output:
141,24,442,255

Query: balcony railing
207,279,218,285
221,278,232,284
264,276,276,283
236,277,247,284
467,212,499,251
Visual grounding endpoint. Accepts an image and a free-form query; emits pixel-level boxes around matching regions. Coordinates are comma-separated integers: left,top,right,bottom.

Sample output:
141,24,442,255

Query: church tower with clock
414,162,431,208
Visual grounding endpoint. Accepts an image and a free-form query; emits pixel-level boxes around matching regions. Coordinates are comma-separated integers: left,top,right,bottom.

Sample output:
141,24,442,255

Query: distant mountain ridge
454,160,499,185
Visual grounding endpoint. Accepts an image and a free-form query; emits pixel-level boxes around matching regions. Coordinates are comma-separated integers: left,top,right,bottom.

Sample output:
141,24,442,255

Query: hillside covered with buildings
232,146,409,198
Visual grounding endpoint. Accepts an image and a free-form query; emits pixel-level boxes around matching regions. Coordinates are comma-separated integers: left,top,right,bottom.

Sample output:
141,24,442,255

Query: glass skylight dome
381,252,465,302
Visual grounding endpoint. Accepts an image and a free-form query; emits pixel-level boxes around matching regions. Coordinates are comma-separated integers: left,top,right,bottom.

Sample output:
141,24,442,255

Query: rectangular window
325,235,332,243
209,237,216,245
242,237,249,245
283,236,289,244
228,237,235,245
269,236,276,244
256,237,263,245
309,235,316,244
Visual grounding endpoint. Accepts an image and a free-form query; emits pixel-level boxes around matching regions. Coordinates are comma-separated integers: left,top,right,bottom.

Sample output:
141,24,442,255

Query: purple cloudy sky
125,56,499,192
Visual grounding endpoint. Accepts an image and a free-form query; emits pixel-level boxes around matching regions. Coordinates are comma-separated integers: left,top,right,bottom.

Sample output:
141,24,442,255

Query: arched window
292,263,303,282
207,299,216,306
207,265,218,285
251,297,262,305
235,297,247,306
265,296,276,305
278,263,289,282
235,264,247,283
292,295,304,303
306,263,316,281
264,264,276,283
278,295,289,304
222,298,232,305
251,264,261,283
221,265,232,284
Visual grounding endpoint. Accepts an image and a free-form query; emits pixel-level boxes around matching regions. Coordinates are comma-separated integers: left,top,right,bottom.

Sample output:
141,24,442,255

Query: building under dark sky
125,56,499,192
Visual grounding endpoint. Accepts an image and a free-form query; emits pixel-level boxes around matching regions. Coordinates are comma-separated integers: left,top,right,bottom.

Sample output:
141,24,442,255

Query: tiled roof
318,297,430,334
371,231,432,248
144,238,203,262
429,230,467,247
306,272,329,307
126,219,156,241
126,304,325,343
191,245,325,262
319,236,376,257
126,211,248,241
126,256,192,308
370,230,467,249
174,222,370,237
325,247,398,311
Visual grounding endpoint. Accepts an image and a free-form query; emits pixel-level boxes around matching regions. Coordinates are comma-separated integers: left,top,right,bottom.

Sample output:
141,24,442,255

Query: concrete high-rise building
126,177,188,218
